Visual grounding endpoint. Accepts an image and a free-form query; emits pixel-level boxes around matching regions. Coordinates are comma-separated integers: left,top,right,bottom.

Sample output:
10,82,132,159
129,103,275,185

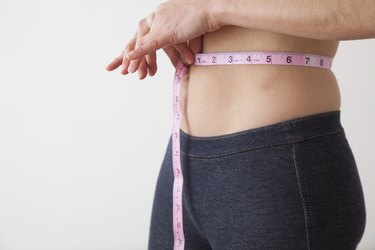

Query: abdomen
180,25,341,137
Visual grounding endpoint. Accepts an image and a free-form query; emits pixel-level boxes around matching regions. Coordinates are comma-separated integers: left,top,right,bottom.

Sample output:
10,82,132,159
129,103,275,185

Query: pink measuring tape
171,51,333,249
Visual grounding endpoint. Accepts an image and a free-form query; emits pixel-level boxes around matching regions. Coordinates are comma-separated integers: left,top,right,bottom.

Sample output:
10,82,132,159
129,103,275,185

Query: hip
179,111,366,249
155,111,367,249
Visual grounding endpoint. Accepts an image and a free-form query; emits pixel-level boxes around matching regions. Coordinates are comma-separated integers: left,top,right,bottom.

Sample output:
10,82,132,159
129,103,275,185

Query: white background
0,0,374,249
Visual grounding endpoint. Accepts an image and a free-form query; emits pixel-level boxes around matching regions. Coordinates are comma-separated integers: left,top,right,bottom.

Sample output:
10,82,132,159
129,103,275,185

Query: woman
106,0,373,249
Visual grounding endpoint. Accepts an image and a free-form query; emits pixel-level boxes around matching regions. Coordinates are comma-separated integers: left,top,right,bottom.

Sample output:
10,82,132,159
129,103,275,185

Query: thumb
189,35,203,54
162,44,181,69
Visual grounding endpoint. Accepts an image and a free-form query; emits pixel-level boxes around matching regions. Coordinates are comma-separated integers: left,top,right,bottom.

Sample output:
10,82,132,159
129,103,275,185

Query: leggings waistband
179,110,344,158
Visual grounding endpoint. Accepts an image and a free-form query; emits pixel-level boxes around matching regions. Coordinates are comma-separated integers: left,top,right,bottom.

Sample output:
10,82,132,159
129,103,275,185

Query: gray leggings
148,110,366,250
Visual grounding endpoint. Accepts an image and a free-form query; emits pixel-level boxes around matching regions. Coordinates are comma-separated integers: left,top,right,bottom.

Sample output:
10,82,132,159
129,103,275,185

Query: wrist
206,0,228,31
209,0,259,30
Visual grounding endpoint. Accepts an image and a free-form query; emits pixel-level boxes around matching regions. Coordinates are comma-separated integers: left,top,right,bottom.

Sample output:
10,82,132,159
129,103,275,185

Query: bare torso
179,25,341,137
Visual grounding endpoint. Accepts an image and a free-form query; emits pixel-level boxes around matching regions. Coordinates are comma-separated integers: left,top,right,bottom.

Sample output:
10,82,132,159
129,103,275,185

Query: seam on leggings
291,125,312,250
181,130,344,159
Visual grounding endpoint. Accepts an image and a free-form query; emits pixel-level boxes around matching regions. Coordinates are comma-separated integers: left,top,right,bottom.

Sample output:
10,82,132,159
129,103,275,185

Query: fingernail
121,66,128,74
182,57,189,66
188,58,195,64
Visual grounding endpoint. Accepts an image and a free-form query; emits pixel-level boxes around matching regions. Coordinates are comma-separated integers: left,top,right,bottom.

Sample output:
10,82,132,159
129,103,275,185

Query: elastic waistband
179,110,344,158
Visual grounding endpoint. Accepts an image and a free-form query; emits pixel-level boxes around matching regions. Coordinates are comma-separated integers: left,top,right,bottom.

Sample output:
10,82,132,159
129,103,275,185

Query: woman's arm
213,0,375,40
106,0,375,79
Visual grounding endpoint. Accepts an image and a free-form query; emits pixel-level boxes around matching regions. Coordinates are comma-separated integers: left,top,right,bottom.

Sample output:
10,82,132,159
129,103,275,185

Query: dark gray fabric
148,110,366,250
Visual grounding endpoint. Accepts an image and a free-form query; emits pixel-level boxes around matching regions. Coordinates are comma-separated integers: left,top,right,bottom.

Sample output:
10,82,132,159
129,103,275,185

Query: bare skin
179,26,341,137
106,0,375,137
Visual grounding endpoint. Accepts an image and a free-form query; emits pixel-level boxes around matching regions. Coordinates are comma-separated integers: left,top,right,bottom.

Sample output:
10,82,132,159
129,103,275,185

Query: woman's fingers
144,11,157,77
126,29,172,62
188,35,203,54
128,18,151,73
106,0,225,77
137,58,148,79
120,32,137,74
126,11,162,61
145,52,157,77
133,12,156,78
174,42,195,65
106,52,123,71
162,44,181,68
107,35,200,76
162,42,197,69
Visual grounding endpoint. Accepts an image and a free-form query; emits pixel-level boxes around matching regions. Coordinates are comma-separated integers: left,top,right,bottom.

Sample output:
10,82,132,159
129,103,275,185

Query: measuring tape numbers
171,51,333,250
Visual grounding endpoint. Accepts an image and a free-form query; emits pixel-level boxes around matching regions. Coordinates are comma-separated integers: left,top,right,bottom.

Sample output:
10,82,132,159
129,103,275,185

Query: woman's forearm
212,0,375,40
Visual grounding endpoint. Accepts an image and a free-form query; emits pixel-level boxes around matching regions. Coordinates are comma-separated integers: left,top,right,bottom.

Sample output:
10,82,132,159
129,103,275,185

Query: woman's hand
105,0,222,79
162,35,204,69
